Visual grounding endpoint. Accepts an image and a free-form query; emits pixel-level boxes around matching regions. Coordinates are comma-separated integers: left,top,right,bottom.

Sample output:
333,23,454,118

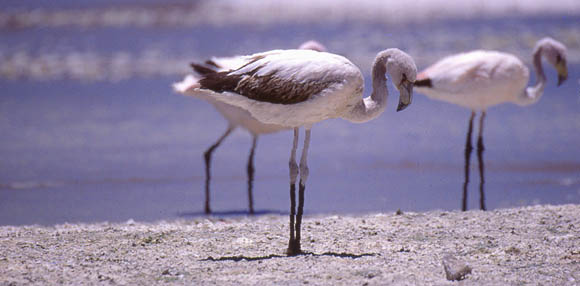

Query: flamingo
174,48,417,255
177,41,327,215
414,37,568,211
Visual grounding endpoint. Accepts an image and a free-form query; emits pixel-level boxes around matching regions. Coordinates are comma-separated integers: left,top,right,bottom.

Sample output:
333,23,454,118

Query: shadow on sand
202,252,376,262
177,209,287,218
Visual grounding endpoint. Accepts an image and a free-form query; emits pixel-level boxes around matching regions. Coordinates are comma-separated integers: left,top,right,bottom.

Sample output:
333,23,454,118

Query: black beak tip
397,102,408,112
557,75,567,87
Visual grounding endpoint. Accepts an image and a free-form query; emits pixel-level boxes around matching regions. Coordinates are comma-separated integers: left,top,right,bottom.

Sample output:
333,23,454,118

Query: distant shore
1,204,578,285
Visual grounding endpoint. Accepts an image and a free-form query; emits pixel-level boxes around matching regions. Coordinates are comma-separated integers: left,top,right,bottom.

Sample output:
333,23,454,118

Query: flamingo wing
199,50,349,105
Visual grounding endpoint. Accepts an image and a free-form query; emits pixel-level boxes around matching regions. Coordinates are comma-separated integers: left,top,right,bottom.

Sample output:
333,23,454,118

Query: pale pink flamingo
414,37,568,211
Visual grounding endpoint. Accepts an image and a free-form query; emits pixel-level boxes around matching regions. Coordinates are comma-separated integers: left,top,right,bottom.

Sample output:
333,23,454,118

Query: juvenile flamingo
414,37,568,211
175,47,417,255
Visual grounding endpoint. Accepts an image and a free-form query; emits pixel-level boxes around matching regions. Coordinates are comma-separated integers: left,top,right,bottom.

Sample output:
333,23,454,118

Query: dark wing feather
205,60,221,68
414,78,432,87
198,71,243,95
199,56,339,105
190,63,217,75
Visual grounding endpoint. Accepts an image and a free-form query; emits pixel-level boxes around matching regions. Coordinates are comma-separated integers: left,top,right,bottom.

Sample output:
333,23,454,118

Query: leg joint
299,163,309,183
289,161,299,183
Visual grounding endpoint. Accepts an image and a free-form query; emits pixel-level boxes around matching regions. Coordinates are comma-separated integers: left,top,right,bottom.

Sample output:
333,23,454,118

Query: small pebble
442,254,472,281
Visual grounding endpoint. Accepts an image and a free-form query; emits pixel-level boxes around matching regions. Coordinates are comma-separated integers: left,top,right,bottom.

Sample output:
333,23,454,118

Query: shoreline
1,204,579,285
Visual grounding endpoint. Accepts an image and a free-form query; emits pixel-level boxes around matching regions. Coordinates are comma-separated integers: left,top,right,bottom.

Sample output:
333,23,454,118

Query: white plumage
181,50,366,127
416,51,529,109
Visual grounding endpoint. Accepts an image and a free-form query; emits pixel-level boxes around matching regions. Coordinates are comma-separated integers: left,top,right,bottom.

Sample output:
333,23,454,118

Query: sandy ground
1,204,579,285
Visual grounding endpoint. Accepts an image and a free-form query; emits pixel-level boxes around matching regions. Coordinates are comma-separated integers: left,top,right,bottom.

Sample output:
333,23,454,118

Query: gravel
1,204,579,285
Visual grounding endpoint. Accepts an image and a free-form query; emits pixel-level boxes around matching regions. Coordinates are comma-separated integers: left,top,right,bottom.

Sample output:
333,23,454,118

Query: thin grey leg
287,128,300,255
462,111,475,211
477,111,486,211
289,128,299,185
246,135,258,215
294,129,311,255
203,126,235,214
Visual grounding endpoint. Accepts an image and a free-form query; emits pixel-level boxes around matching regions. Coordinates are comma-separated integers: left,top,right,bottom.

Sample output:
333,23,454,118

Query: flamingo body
182,49,365,127
416,51,529,110
178,54,293,135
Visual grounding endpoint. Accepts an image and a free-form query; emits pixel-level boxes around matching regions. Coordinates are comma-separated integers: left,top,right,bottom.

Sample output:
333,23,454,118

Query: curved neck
343,51,390,123
517,46,547,106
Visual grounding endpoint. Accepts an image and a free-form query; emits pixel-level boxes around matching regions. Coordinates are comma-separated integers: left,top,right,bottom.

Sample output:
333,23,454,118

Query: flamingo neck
344,51,390,123
517,46,547,106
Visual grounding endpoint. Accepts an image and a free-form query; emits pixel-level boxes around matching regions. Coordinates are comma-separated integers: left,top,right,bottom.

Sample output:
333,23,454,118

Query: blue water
1,5,579,225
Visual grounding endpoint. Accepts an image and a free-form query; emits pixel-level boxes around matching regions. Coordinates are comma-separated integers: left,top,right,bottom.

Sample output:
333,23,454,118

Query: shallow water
1,2,579,226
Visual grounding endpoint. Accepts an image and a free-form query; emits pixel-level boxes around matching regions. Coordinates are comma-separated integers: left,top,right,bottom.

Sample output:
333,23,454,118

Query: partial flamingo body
175,41,326,215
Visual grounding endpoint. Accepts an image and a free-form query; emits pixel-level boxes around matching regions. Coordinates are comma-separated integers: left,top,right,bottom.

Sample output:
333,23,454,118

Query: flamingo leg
246,135,258,215
462,111,475,211
287,128,300,255
203,126,235,214
292,128,311,255
477,111,486,211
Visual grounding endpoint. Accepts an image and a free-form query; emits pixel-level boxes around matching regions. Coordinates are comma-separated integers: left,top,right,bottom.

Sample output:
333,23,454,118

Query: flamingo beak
555,59,568,87
397,80,413,112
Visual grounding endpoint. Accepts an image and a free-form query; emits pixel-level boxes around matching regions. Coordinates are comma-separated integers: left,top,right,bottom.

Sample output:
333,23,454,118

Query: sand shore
1,204,578,285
